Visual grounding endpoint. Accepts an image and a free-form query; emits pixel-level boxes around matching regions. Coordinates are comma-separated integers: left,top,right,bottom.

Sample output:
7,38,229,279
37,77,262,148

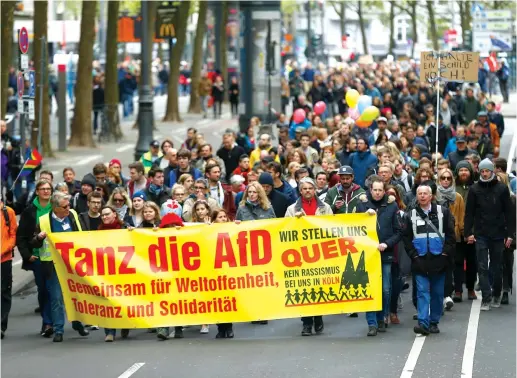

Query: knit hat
258,172,274,186
132,191,147,201
159,213,184,228
160,199,183,218
109,158,122,167
479,158,494,173
81,173,97,190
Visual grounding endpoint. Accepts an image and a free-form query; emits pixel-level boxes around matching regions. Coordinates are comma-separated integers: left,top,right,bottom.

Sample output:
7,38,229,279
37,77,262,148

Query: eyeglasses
113,198,124,203
59,203,71,209
38,187,52,192
194,186,206,190
174,192,186,196
440,176,452,181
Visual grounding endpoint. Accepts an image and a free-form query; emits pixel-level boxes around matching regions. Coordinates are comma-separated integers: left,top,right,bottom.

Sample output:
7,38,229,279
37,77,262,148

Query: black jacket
217,145,246,181
464,176,514,240
66,180,82,196
426,125,452,155
144,186,171,207
268,189,290,218
448,148,477,171
357,195,402,263
403,203,456,275
72,192,89,214
16,203,39,270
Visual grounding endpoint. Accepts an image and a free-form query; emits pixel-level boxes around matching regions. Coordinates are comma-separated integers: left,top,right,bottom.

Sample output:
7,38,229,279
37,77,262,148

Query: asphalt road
4,93,516,378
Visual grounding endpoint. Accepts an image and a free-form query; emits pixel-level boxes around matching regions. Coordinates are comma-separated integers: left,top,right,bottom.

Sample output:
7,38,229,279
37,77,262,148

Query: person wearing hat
464,158,515,311
368,117,394,147
473,121,494,159
139,140,164,174
447,136,478,171
476,111,500,157
259,172,290,218
324,165,367,215
108,158,128,187
71,173,97,214
285,176,332,336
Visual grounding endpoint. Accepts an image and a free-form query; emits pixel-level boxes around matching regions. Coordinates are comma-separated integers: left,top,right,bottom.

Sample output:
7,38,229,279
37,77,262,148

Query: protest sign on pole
48,214,382,329
419,51,480,83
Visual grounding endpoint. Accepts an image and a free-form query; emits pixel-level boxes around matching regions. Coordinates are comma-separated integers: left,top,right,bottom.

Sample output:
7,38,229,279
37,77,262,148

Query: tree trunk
458,0,471,47
410,1,418,58
426,0,439,51
340,3,346,39
188,0,207,113
357,1,368,55
32,1,53,156
104,0,122,142
219,1,229,103
69,0,97,147
163,0,190,122
1,1,15,120
388,1,395,55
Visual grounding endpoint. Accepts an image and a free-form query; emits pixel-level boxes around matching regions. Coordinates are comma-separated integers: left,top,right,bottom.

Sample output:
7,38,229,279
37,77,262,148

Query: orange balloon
356,119,373,128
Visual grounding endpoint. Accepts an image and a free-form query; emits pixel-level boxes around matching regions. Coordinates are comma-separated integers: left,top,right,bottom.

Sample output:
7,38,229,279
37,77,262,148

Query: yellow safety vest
38,209,82,262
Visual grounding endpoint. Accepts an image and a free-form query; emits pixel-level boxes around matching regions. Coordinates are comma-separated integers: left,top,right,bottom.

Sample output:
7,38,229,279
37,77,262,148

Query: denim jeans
415,273,445,328
67,84,74,104
302,316,323,327
1,260,12,332
30,260,52,328
47,266,83,334
366,262,391,327
105,328,116,336
122,94,133,117
476,237,504,302
200,96,208,114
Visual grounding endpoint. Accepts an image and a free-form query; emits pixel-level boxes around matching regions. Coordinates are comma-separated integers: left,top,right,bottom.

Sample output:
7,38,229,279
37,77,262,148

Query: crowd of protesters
1,56,514,343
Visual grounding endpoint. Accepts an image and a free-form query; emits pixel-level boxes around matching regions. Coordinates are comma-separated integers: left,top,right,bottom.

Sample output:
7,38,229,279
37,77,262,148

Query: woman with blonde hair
107,187,132,220
236,182,275,221
178,173,194,195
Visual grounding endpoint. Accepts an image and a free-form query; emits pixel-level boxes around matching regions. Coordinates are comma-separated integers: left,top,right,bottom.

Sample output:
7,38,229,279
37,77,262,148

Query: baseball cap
477,111,488,117
377,117,387,123
150,140,160,147
456,136,466,143
338,166,354,175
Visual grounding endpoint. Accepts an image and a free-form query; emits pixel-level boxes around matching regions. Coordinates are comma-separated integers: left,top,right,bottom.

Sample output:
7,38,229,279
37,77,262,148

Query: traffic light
311,34,322,52
464,30,472,51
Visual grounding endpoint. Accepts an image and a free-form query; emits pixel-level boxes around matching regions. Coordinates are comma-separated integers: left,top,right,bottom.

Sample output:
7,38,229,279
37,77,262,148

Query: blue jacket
357,195,402,263
443,137,457,158
348,150,377,187
166,167,202,188
289,119,311,139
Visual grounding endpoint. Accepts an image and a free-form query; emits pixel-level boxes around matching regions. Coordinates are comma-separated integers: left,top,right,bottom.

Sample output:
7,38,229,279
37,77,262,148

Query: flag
19,149,43,178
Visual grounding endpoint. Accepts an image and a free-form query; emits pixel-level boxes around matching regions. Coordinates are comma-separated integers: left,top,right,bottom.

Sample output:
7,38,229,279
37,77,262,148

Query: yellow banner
48,214,382,328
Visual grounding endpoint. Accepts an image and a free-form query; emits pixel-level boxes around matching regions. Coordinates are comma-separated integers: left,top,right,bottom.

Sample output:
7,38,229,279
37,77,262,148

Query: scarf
438,185,456,203
115,205,128,220
98,222,122,230
480,173,495,183
148,183,163,195
246,199,259,207
32,197,52,257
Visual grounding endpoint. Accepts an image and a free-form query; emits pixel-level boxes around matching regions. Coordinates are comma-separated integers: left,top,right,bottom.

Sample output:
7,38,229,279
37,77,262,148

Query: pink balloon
293,108,306,124
314,101,326,116
348,107,360,120
496,103,502,112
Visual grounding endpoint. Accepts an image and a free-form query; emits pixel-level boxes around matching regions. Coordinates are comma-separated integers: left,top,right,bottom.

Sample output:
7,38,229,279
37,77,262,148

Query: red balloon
293,108,306,124
314,101,327,116
356,119,373,128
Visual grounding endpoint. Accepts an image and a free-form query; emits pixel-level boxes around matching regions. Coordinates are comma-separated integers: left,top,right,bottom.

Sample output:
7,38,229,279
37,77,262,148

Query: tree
188,0,208,113
347,1,383,55
393,0,418,57
219,1,229,102
1,1,16,120
163,0,190,122
357,1,368,55
69,0,97,147
32,1,52,156
388,1,395,55
328,0,347,39
426,0,439,51
104,0,123,142
458,1,472,47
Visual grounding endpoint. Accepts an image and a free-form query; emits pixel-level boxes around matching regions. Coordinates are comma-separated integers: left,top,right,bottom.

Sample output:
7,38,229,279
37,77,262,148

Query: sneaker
200,325,209,334
402,282,410,292
41,326,54,338
468,290,478,300
34,307,41,313
225,328,234,338
174,327,184,339
501,292,509,305
104,334,114,342
53,333,63,342
413,324,430,336
157,328,169,340
367,326,377,336
377,321,386,333
215,331,226,339
72,324,89,337
492,295,502,308
480,301,491,311
301,325,312,336
453,292,463,303
314,321,324,335
444,296,454,311
413,314,418,320
429,323,440,334
348,313,358,318
121,329,129,339
390,313,400,324
89,325,99,331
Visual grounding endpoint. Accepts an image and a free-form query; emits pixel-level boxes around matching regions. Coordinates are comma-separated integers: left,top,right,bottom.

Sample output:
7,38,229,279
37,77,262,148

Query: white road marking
51,171,58,176
115,144,134,153
12,260,22,267
155,134,162,140
461,294,482,377
75,155,103,166
117,362,145,378
507,128,517,173
212,131,221,137
196,119,211,126
400,335,426,378
171,135,183,144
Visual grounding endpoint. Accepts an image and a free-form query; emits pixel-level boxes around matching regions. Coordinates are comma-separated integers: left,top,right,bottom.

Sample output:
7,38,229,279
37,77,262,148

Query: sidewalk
496,92,516,118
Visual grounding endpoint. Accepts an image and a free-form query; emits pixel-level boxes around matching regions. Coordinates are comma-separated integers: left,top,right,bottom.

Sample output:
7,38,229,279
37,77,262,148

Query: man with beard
325,166,366,215
249,134,279,168
267,161,297,203
195,143,226,178
348,138,378,187
454,160,475,202
465,159,514,311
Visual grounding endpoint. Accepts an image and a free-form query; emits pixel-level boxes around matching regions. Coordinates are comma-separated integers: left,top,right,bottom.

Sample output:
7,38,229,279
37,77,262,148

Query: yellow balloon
360,106,380,122
345,89,360,108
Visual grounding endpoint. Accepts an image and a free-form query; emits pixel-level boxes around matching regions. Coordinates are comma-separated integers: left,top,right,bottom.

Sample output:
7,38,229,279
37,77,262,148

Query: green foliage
120,0,140,16
281,0,299,15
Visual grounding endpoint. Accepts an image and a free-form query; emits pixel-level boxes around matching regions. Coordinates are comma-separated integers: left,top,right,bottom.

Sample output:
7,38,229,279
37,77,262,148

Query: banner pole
435,51,441,169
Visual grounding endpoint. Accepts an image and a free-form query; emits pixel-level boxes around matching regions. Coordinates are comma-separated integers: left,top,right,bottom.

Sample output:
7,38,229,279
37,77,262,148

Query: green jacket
324,184,366,214
139,151,163,174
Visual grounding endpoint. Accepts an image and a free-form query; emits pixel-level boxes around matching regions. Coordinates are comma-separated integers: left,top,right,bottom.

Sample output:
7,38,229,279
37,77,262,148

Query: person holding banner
403,184,455,335
357,177,402,336
32,191,90,342
285,176,333,336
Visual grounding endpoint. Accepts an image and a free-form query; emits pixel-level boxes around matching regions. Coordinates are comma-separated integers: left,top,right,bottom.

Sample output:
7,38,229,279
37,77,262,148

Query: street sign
18,99,23,114
420,51,480,83
473,31,513,51
473,9,512,20
17,72,24,98
28,100,35,120
20,54,29,70
155,1,179,39
19,27,29,54
473,21,513,32
28,70,36,97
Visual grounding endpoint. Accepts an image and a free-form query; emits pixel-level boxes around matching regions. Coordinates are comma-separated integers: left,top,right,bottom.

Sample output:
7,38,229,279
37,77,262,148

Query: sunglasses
440,176,452,181
113,198,124,203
